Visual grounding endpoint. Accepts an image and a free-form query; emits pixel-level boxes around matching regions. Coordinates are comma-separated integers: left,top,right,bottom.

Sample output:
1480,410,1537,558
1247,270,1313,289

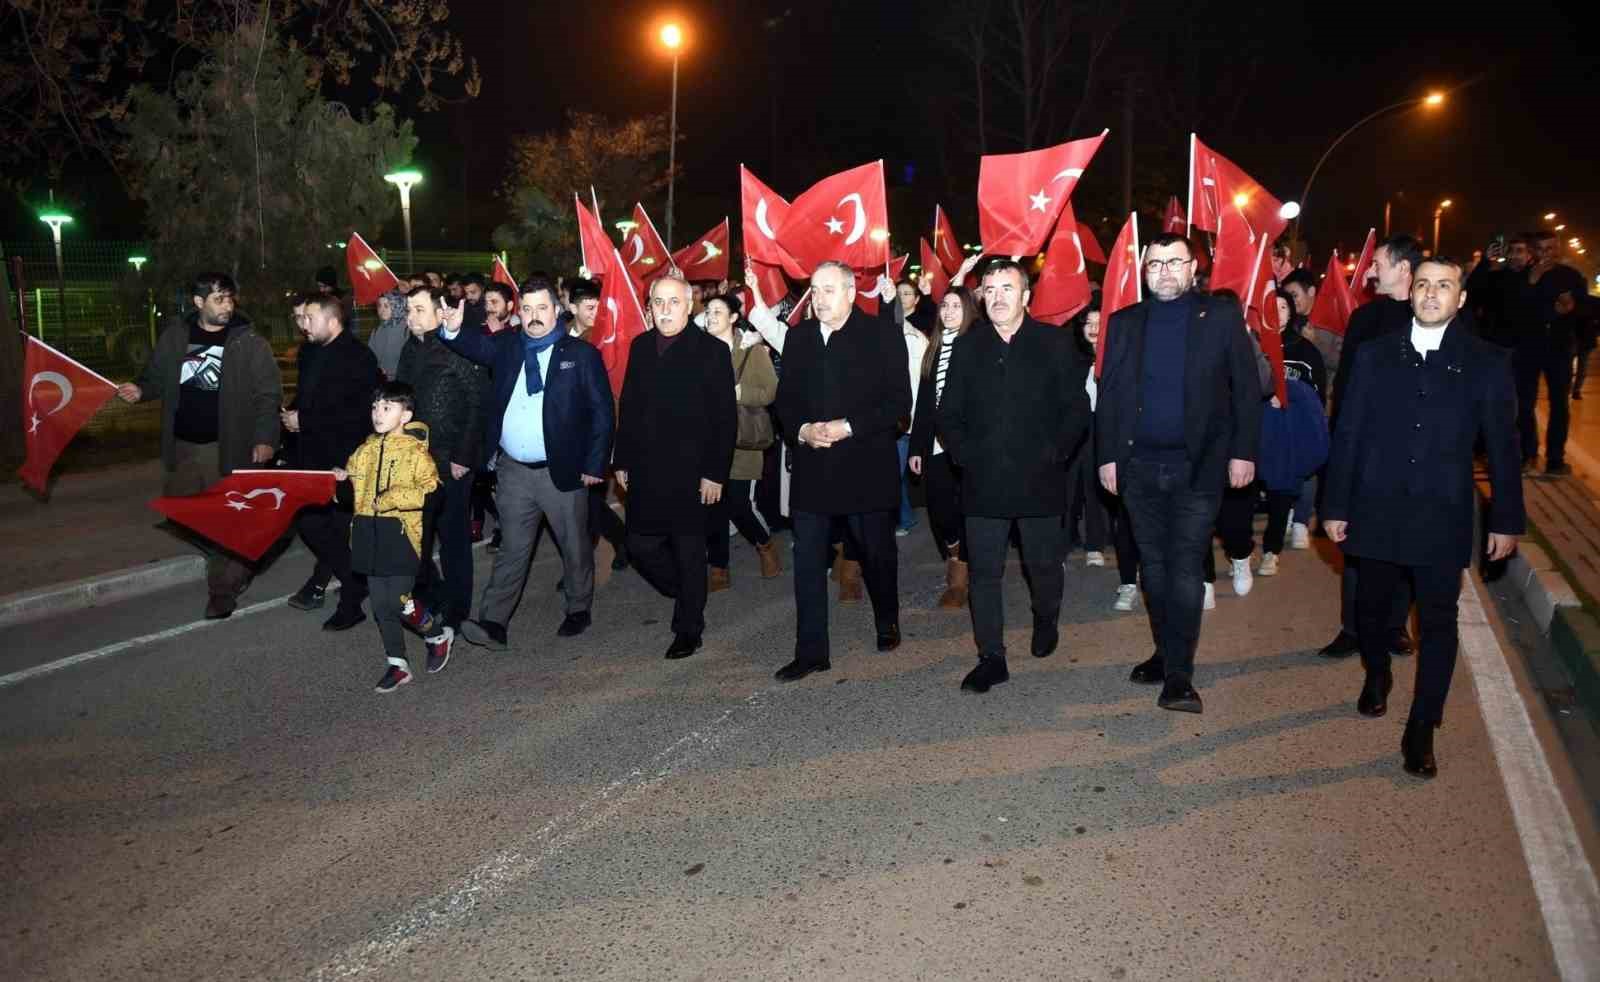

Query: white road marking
0,597,288,689
309,691,768,981
1459,574,1600,980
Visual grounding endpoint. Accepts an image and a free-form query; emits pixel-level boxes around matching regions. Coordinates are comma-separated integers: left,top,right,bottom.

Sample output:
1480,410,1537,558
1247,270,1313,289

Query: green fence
2,239,159,376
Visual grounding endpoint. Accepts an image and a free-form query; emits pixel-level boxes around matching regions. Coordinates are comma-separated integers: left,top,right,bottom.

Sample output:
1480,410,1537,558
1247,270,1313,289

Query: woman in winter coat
367,289,410,380
704,293,783,589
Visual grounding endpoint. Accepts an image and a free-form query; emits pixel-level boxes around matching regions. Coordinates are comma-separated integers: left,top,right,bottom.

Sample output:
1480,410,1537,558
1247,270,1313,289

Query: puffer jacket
395,330,486,472
346,421,441,575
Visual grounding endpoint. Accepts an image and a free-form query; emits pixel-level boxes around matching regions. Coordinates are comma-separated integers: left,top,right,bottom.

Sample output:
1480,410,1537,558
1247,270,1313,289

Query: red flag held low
19,336,117,493
345,232,401,305
978,130,1107,257
151,470,335,560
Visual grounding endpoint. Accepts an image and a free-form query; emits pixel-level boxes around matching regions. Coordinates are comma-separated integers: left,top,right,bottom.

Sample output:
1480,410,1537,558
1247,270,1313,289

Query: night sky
7,0,1599,275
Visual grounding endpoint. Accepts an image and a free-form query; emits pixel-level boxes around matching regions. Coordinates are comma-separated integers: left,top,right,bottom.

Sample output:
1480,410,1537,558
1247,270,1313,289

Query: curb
0,555,206,629
1495,501,1600,722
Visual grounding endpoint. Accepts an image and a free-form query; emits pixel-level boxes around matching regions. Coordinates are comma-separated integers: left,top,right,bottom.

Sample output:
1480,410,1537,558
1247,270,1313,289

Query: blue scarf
522,330,562,395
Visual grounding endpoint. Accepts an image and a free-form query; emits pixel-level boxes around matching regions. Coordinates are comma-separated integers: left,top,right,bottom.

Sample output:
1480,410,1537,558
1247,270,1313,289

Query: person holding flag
117,273,281,620
1094,234,1262,714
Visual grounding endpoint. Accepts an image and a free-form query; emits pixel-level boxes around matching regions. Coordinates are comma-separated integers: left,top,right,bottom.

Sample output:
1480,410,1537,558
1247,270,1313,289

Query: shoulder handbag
733,347,776,451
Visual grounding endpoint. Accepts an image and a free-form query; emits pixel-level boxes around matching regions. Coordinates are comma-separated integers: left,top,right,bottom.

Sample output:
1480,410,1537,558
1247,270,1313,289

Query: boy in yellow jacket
333,382,452,692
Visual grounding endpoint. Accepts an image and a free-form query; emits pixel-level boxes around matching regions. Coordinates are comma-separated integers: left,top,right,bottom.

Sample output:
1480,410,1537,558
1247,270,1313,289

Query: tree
500,111,675,221
0,0,477,181
119,22,417,324
492,188,576,281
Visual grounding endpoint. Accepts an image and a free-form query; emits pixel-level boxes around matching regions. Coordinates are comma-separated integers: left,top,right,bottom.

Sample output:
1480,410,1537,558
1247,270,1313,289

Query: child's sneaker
425,626,455,674
375,660,412,693
399,594,443,637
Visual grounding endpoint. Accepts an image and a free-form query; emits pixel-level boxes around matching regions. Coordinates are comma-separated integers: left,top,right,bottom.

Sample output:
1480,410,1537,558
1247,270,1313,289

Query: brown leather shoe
938,557,969,609
708,566,731,593
756,539,783,578
837,559,864,604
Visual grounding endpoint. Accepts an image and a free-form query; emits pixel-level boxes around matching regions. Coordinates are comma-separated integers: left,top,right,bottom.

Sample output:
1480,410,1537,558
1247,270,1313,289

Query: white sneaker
1256,552,1280,576
1291,522,1311,550
1203,582,1216,610
1086,550,1106,567
1113,583,1138,611
1230,558,1253,596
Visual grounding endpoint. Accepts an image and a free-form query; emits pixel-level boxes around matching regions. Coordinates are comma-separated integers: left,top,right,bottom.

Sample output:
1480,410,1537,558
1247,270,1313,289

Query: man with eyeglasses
1095,233,1262,713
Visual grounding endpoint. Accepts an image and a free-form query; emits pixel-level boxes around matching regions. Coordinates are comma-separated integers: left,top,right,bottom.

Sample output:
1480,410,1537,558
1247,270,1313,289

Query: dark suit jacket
439,327,614,492
1330,296,1412,422
1094,292,1261,492
289,329,382,470
776,307,913,515
1323,319,1524,568
938,317,1092,517
614,326,737,534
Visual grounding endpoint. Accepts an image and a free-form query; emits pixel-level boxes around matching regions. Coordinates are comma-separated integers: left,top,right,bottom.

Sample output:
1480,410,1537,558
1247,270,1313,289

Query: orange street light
1296,89,1451,240
659,23,683,49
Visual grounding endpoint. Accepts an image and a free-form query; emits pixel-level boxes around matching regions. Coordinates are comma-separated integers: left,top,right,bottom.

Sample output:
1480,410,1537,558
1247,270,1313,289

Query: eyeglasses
1144,258,1193,274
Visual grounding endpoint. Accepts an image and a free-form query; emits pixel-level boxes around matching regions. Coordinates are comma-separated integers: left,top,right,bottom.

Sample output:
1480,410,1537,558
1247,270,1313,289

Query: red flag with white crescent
852,254,907,315
1076,220,1107,265
1241,236,1288,406
1349,227,1377,302
1307,249,1356,336
977,130,1107,257
747,260,791,310
150,470,336,560
622,204,672,285
18,336,117,494
1097,213,1141,377
1032,203,1093,326
671,218,731,282
345,232,401,305
1163,195,1186,235
786,288,812,328
920,237,950,303
776,160,890,273
1188,135,1289,299
932,205,965,276
575,196,614,280
492,256,517,294
593,247,649,398
740,166,808,279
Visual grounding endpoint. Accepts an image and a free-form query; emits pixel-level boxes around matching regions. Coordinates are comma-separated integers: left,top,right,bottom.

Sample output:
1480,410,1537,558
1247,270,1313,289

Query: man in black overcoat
772,261,913,681
614,273,737,660
1323,256,1523,778
283,293,383,630
938,259,1092,692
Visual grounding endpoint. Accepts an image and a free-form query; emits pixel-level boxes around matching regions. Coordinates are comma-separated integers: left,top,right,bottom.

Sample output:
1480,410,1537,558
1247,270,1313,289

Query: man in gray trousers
437,276,615,648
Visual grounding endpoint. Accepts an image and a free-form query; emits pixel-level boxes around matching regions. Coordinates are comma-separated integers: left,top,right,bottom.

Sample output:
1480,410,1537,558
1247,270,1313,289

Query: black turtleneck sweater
1134,292,1194,454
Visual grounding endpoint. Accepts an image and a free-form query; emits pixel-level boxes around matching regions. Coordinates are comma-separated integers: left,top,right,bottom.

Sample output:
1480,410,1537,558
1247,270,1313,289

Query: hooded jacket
346,420,440,575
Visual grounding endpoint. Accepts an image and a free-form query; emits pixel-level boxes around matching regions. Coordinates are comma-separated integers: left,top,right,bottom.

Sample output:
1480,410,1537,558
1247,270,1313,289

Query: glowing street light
615,219,639,236
1545,212,1558,221
658,21,686,249
384,169,424,273
1295,89,1449,240
128,255,148,273
39,209,73,334
1555,224,1567,232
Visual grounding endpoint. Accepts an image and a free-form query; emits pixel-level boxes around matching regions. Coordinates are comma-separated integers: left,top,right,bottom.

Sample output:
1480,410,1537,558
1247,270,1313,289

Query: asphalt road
1,525,1593,980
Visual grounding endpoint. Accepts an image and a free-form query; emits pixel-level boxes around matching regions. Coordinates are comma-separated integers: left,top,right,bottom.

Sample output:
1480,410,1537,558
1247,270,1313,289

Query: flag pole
574,194,590,275
1131,212,1143,304
1185,134,1196,237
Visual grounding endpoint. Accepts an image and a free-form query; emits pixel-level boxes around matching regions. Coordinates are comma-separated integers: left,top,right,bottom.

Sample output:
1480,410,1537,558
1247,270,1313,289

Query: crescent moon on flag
225,487,288,511
627,235,646,265
1051,167,1085,184
28,371,74,416
837,193,867,246
755,198,777,239
603,298,619,343
1071,232,1086,274
700,241,721,263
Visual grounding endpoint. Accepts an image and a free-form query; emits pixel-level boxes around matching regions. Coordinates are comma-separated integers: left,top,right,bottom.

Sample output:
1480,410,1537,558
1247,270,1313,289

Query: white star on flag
29,413,41,435
825,216,845,235
226,499,252,512
1029,189,1051,213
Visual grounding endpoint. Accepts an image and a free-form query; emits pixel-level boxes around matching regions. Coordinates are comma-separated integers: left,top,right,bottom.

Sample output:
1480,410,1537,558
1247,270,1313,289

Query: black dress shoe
1030,624,1059,658
1389,629,1414,657
557,611,592,637
775,657,830,682
612,547,630,571
1319,630,1360,658
1157,677,1203,713
1129,653,1165,685
461,619,509,651
322,607,367,632
1357,667,1393,717
876,624,901,652
1401,718,1439,778
665,633,702,659
961,656,1010,693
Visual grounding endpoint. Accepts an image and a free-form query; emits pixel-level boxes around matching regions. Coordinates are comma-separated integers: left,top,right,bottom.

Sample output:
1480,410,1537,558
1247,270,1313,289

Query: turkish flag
1163,195,1186,235
492,256,517,294
345,232,401,305
18,336,117,493
593,247,649,398
776,160,889,274
1033,204,1094,326
1097,213,1142,377
740,166,808,279
1240,237,1287,406
747,259,791,309
1189,136,1288,298
920,237,950,303
151,469,336,561
854,254,907,315
786,288,812,327
1307,249,1356,336
671,218,731,282
622,204,672,285
575,196,614,280
978,130,1107,257
932,205,965,276
1349,227,1377,301
1076,220,1107,265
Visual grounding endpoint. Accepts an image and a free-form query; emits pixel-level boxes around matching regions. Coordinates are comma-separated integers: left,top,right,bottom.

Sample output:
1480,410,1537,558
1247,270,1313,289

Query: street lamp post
659,23,683,250
1433,199,1453,254
1294,91,1445,242
39,210,73,340
384,169,423,274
